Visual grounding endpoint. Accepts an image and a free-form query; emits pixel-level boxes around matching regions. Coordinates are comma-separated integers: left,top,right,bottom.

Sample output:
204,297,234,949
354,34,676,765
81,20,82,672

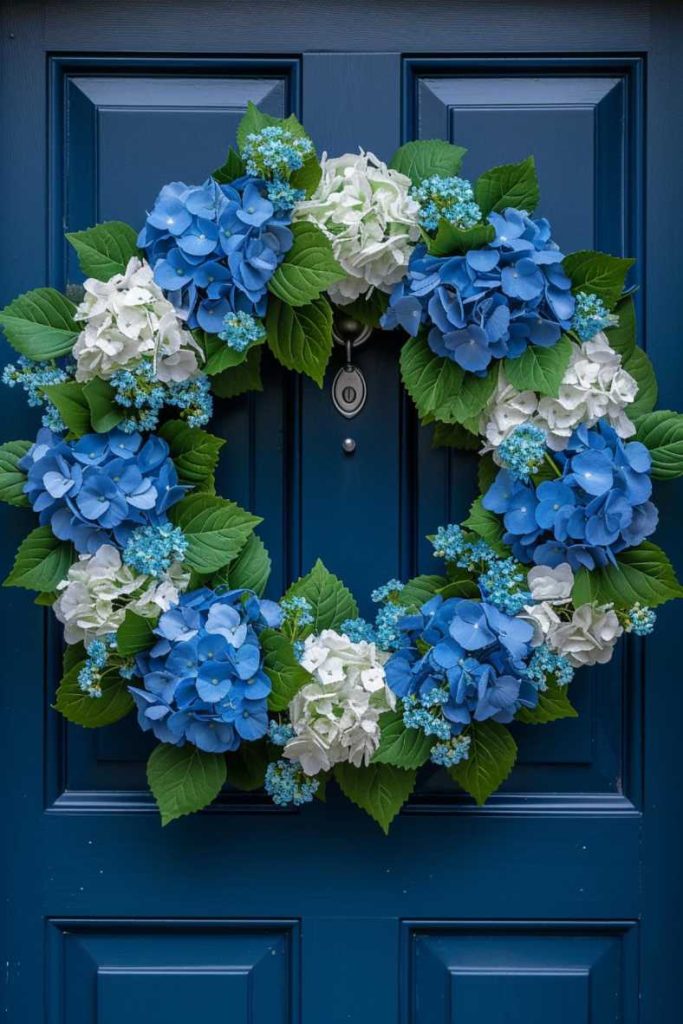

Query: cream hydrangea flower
527,563,575,604
73,257,202,383
294,151,420,304
283,629,396,775
53,544,188,645
546,603,623,667
480,333,637,453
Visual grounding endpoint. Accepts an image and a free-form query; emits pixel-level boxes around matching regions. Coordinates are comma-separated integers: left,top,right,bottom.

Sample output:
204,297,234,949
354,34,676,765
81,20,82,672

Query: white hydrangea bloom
521,601,563,647
53,544,188,645
527,563,575,604
294,151,420,304
545,603,623,667
283,629,396,776
73,257,202,383
480,333,638,453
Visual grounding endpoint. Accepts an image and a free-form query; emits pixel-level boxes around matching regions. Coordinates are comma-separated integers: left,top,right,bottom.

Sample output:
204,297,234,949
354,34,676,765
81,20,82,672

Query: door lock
331,316,371,420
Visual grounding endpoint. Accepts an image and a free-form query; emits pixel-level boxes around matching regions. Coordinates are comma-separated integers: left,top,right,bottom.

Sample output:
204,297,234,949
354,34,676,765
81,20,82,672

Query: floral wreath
1,103,681,832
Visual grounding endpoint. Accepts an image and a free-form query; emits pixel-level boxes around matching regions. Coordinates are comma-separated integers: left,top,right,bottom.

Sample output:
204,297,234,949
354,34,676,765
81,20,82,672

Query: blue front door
1,4,682,1022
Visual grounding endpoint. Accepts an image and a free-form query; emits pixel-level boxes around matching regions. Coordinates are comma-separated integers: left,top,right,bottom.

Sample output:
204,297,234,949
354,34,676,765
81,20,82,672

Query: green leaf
226,533,271,596
147,743,226,826
201,330,265,376
478,451,498,493
336,290,388,329
290,151,322,198
428,221,495,258
82,377,123,432
34,590,57,606
516,682,578,724
635,410,683,479
0,288,79,360
462,496,506,553
389,139,467,185
0,440,31,507
572,540,683,610
169,494,261,573
562,250,635,310
265,296,333,386
372,710,433,768
262,628,312,711
56,663,134,728
236,101,309,154
400,335,465,423
443,369,499,424
441,568,481,599
4,526,74,591
504,336,573,398
159,420,225,489
284,558,358,633
334,762,416,833
43,381,91,436
605,294,636,359
432,421,480,451
449,721,517,805
623,346,657,419
116,610,155,657
225,740,268,791
400,574,450,607
211,345,263,399
63,642,86,674
474,156,539,216
65,221,139,281
268,221,345,308
212,146,246,184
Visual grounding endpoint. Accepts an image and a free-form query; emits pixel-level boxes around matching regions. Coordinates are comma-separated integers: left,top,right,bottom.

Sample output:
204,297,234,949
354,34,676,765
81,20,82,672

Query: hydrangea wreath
1,103,682,831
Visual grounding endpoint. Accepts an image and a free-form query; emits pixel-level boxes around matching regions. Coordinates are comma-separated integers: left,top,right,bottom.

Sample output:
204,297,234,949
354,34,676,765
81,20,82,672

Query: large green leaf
43,381,91,436
562,250,635,310
474,156,539,215
56,663,134,728
623,346,657,419
65,221,139,280
516,683,578,725
225,533,271,596
225,740,269,791
388,139,467,185
265,296,333,386
169,494,261,573
572,541,683,610
400,574,450,607
605,294,636,359
159,420,225,489
268,222,345,307
372,710,434,769
82,377,123,432
334,762,416,834
0,288,79,360
290,151,323,198
448,720,517,805
428,221,495,258
116,610,156,657
399,335,465,422
262,629,312,712
284,558,358,633
0,440,31,507
201,330,265,376
462,496,506,553
211,345,263,399
504,336,573,398
4,526,74,591
635,410,683,479
147,743,226,826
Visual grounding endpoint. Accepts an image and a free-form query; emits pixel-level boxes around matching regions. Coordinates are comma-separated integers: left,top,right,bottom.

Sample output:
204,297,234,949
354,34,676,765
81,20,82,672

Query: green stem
544,452,562,479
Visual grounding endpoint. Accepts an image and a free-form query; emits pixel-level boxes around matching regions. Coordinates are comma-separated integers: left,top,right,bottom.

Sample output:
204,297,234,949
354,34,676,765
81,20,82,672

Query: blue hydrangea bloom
130,587,282,753
20,428,187,554
482,420,658,570
384,594,538,733
382,207,575,371
138,176,294,334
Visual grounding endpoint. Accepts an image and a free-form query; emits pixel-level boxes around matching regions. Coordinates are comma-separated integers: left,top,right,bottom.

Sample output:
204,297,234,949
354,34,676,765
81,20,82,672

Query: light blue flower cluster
382,207,575,372
384,593,538,734
411,175,482,232
626,603,656,636
242,126,312,211
431,523,497,569
77,638,110,698
430,734,472,768
267,720,295,746
264,759,319,806
130,587,282,753
478,557,530,616
571,290,619,342
218,311,265,352
339,617,377,644
138,176,293,333
21,428,187,554
483,420,658,570
498,423,547,482
111,358,213,432
123,523,187,579
523,644,574,689
371,579,405,603
402,689,451,740
2,356,72,433
280,595,314,633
